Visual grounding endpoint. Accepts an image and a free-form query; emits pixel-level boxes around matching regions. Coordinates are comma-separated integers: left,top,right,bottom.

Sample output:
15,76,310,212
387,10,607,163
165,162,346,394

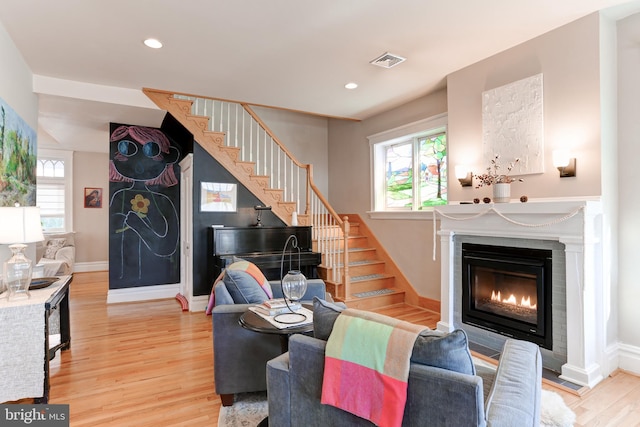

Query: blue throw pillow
411,329,476,376
222,261,273,304
312,297,347,340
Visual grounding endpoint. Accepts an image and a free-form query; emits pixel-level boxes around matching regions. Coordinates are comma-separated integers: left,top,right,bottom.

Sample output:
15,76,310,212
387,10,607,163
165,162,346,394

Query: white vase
493,183,511,203
291,211,298,226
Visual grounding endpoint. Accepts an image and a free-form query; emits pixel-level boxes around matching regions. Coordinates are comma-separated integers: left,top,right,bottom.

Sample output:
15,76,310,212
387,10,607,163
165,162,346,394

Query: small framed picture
84,187,103,208
200,182,237,212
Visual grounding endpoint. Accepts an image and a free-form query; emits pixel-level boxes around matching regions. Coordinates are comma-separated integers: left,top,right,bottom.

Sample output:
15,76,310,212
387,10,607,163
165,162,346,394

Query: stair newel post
342,216,350,297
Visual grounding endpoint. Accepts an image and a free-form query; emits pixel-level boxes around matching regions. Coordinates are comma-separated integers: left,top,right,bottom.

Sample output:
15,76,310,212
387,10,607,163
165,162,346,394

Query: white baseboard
107,283,180,304
617,342,640,376
74,261,109,272
190,295,209,312
603,342,620,377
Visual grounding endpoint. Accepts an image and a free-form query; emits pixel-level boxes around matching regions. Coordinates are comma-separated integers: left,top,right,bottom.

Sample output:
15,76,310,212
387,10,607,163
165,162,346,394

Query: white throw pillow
43,238,66,259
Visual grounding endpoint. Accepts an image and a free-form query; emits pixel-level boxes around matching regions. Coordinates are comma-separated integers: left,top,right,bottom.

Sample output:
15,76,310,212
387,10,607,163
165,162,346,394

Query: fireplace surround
436,199,606,388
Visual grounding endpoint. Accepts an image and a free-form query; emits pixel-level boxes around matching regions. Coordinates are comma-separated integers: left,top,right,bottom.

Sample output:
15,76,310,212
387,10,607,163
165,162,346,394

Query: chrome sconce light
552,150,576,178
455,165,473,187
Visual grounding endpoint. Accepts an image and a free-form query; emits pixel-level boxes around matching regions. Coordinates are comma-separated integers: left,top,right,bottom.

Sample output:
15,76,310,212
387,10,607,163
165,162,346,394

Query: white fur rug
540,389,576,427
218,389,575,427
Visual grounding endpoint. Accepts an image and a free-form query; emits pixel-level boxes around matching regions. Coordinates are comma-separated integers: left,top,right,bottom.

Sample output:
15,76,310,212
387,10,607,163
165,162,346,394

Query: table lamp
274,234,308,323
0,206,45,300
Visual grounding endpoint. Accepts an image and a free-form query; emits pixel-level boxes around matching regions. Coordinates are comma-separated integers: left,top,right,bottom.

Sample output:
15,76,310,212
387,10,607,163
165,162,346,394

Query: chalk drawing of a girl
108,125,181,286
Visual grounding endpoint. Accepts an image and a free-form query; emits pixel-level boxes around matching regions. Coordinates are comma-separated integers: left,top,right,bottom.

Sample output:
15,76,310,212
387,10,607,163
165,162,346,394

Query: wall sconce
552,150,576,178
455,165,473,187
254,205,272,227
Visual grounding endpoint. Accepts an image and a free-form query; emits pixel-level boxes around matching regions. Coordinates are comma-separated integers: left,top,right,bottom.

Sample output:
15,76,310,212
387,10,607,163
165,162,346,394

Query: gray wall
253,106,329,197
73,151,109,264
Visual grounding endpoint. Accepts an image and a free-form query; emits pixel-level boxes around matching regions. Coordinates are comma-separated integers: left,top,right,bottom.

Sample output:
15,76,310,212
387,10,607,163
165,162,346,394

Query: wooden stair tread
318,260,384,269
350,273,393,282
346,247,376,252
348,259,384,266
350,287,398,298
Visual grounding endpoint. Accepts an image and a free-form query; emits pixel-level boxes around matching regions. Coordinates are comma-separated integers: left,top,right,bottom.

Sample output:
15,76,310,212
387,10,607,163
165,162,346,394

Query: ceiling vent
369,52,406,69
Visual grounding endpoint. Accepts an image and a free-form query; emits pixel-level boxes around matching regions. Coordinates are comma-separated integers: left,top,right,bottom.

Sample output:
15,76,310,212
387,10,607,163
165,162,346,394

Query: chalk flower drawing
131,194,150,215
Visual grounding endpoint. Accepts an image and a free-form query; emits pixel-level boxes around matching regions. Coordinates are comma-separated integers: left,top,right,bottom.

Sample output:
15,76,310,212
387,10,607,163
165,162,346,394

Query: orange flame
491,290,537,309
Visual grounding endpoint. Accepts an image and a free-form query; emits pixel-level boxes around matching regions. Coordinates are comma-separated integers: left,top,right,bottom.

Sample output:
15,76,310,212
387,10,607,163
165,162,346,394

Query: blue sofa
266,332,542,426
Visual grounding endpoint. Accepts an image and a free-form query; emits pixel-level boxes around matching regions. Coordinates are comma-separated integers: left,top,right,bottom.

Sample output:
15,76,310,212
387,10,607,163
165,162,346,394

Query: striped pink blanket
321,309,426,427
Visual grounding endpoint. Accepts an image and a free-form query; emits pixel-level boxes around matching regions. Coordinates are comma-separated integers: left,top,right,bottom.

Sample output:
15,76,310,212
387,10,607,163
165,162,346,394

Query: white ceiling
0,0,638,153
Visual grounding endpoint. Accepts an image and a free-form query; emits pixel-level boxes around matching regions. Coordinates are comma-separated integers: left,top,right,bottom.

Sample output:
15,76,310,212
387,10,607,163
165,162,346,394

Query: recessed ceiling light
345,82,358,89
144,38,163,49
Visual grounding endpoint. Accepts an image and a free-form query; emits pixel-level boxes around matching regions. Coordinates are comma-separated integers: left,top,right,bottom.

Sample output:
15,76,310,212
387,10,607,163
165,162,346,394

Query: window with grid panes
36,150,72,232
370,114,447,211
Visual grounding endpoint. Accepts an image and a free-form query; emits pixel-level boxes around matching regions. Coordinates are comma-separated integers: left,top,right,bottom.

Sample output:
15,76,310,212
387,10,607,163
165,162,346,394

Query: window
370,114,447,213
37,149,73,232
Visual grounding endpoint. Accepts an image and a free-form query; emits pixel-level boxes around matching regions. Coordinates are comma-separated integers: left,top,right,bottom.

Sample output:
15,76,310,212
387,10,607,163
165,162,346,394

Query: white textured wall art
482,73,544,175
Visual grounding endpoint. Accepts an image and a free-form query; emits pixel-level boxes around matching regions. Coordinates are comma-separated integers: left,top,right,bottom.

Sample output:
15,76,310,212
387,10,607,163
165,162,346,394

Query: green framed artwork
0,97,37,207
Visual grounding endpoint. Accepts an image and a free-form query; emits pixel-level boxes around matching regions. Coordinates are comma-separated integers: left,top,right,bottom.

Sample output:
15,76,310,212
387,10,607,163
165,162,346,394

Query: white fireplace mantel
435,198,606,388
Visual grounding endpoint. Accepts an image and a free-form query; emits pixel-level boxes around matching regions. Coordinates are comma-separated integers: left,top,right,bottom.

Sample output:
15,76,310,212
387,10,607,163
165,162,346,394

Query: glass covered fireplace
461,243,553,349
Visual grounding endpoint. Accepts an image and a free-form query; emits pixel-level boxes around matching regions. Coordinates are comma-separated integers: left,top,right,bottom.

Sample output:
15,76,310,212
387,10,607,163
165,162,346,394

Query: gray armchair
267,334,542,426
212,278,330,406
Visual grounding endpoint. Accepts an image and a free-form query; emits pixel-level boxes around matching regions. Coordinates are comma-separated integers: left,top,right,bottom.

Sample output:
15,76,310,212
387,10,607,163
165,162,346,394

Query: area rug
218,389,575,427
540,389,576,427
218,392,268,427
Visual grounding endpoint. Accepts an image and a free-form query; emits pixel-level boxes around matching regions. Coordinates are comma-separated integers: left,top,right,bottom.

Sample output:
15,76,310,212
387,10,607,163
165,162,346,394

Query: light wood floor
43,272,640,426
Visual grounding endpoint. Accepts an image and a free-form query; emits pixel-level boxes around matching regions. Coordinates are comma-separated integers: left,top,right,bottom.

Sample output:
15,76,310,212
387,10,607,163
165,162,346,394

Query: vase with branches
474,155,523,188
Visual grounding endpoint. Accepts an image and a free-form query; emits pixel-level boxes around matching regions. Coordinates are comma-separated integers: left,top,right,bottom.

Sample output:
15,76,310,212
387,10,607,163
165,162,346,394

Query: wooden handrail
308,180,344,227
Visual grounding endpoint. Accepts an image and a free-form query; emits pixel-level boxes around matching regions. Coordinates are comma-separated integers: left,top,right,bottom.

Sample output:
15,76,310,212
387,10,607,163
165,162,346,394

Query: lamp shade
0,207,45,244
454,165,469,180
552,150,571,168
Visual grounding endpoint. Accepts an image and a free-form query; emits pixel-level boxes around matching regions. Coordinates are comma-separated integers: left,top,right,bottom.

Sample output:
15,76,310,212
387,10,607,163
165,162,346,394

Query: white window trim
37,148,74,232
368,113,447,219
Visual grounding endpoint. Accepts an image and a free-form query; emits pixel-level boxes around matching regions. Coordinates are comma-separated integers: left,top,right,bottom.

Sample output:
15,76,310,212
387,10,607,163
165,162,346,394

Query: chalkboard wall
108,123,186,289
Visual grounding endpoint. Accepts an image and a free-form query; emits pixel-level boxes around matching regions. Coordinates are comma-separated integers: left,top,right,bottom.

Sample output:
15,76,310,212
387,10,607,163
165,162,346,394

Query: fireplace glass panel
471,266,538,325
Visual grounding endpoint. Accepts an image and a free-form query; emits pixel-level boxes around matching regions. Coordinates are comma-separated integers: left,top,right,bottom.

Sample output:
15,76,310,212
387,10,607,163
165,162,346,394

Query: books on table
253,299,301,316
248,299,312,329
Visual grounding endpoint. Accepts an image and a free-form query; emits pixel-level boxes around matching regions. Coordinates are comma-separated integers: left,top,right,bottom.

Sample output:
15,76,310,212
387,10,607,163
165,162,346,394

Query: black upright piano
209,226,321,281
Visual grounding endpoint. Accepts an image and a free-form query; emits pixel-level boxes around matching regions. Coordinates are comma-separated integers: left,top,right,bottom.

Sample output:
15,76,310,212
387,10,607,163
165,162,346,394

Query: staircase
316,215,412,309
143,88,421,310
